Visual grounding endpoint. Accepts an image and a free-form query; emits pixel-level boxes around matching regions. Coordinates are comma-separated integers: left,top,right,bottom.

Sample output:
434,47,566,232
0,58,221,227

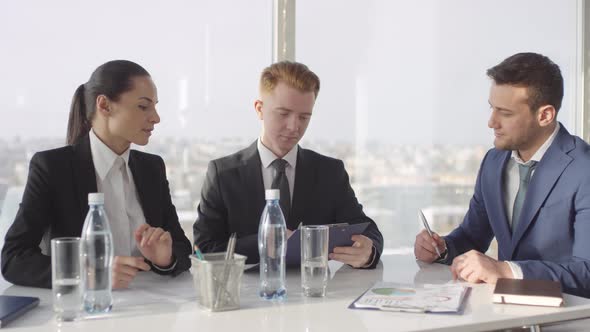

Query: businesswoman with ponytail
1,60,192,288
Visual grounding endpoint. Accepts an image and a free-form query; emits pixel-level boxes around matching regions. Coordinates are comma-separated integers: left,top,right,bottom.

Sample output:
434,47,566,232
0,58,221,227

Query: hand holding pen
414,210,447,263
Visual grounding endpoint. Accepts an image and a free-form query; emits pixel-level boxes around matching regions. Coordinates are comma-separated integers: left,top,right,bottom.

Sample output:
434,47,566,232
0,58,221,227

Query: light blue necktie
511,161,537,232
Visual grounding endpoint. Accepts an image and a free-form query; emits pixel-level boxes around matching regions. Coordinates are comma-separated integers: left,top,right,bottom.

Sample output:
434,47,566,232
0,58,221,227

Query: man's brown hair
259,61,320,98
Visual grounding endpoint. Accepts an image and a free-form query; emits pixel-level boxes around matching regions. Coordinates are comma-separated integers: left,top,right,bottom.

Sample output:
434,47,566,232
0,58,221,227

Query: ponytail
66,84,91,145
65,60,150,145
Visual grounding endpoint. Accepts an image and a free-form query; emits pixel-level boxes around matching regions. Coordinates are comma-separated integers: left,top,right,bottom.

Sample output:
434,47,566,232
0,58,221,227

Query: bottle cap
265,189,280,200
88,193,104,204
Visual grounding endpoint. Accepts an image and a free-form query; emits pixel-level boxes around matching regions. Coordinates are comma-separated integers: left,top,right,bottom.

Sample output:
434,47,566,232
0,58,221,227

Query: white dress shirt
89,130,146,257
257,138,298,203
504,123,560,279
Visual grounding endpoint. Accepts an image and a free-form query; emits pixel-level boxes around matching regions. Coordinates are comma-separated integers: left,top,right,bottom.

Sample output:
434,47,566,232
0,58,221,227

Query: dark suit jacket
193,141,383,267
442,124,590,297
1,135,192,288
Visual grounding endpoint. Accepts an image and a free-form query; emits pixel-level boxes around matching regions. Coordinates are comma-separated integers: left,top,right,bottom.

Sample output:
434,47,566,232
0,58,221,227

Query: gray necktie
271,159,290,222
511,161,537,232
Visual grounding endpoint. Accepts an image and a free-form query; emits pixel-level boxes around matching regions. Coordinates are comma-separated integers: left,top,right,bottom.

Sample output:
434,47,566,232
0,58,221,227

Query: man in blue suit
414,52,590,297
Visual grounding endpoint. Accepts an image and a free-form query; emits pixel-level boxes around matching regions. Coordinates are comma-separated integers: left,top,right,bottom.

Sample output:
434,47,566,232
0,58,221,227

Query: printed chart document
350,282,470,313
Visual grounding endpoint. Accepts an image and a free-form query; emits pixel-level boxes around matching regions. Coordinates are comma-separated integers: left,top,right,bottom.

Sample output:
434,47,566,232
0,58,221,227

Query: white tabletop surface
2,253,590,332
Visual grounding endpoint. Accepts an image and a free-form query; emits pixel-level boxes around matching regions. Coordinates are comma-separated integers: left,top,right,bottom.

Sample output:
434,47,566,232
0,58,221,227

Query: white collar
89,129,130,181
257,138,298,169
511,122,560,165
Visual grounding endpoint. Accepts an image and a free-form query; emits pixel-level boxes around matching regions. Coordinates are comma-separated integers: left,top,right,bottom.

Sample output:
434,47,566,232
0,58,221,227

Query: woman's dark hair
66,60,150,145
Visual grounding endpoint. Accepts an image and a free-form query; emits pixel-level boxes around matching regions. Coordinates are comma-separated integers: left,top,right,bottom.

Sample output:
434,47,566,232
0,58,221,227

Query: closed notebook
0,295,40,328
493,278,564,307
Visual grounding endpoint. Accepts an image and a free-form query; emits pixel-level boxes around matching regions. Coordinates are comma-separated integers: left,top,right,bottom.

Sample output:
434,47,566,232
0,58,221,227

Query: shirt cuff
152,258,178,272
361,245,378,268
505,261,523,279
434,239,449,263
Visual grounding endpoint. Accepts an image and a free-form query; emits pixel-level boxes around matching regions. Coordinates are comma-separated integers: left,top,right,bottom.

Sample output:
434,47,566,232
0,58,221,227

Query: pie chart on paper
371,288,416,296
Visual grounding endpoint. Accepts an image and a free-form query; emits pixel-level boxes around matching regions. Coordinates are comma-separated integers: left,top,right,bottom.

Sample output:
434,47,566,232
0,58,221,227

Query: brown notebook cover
493,278,564,307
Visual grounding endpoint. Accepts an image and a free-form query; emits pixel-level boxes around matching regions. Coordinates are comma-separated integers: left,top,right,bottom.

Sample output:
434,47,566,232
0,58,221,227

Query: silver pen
214,233,237,309
419,210,442,257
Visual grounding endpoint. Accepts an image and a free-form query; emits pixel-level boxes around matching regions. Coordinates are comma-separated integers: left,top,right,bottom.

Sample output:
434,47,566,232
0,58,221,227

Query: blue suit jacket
444,124,590,297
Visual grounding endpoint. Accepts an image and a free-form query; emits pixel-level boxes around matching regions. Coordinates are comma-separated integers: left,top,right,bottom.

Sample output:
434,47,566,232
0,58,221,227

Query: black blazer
1,135,192,288
193,141,383,267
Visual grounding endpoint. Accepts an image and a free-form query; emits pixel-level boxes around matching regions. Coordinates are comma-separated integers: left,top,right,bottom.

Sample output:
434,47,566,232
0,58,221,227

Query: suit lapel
510,125,574,255
71,135,98,216
240,142,265,225
491,151,513,254
290,147,314,229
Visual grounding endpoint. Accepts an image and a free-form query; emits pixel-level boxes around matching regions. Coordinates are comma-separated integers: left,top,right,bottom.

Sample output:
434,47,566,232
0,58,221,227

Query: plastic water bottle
258,189,287,300
80,193,114,313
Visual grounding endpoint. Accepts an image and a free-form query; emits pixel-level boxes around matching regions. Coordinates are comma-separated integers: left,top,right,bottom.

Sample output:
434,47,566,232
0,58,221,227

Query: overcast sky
0,0,579,146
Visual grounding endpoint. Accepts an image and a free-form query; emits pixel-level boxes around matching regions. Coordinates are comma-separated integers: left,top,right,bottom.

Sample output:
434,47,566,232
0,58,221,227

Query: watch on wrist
437,247,448,261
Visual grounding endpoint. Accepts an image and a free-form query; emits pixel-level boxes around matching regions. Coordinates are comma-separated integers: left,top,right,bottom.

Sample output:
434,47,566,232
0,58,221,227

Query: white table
2,254,590,332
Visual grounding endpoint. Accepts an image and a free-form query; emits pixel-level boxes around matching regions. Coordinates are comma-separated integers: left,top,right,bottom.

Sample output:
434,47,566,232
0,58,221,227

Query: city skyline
0,135,486,250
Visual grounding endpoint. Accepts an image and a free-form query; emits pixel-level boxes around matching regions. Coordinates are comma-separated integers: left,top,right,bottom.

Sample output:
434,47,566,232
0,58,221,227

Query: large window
0,1,272,239
0,1,585,251
296,0,581,251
